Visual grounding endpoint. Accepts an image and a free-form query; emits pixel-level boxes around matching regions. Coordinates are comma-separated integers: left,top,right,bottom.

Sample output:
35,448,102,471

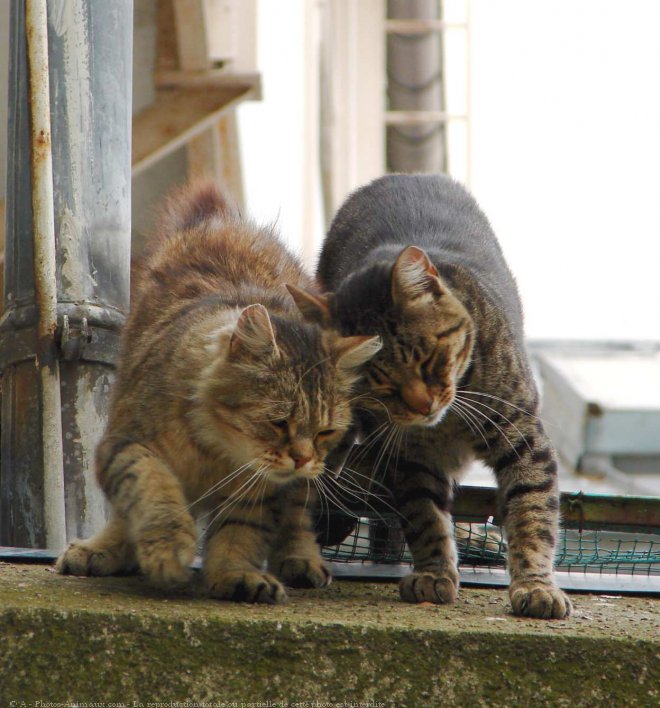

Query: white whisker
204,465,267,533
345,423,389,470
186,459,257,510
315,475,371,521
453,396,523,460
456,394,533,453
340,466,394,496
450,400,490,449
321,470,405,523
458,388,549,425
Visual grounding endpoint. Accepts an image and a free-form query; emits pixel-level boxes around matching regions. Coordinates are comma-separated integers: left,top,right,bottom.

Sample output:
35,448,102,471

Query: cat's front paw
56,541,131,577
274,557,332,588
207,570,287,604
509,580,572,619
399,564,459,604
134,520,197,589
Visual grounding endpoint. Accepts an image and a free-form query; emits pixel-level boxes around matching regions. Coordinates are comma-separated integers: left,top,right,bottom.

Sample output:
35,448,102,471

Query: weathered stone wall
1,563,658,707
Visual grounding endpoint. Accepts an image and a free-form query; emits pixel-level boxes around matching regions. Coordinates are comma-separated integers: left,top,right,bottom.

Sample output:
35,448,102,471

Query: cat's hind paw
273,557,332,589
399,565,459,604
509,581,572,619
207,570,287,604
56,541,131,577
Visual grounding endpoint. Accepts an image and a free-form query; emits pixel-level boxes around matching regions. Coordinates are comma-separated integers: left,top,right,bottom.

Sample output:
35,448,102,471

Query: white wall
469,0,660,341
241,0,660,341
237,0,320,264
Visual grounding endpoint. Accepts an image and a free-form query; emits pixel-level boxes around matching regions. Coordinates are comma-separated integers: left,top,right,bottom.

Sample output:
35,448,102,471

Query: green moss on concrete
1,563,658,707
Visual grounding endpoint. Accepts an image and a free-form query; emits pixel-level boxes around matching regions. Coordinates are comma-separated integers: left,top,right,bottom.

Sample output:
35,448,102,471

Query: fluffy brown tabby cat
56,182,380,603
290,173,572,619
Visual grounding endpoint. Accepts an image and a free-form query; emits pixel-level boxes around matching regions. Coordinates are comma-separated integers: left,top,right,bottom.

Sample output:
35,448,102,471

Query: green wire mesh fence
321,516,660,576
319,487,660,589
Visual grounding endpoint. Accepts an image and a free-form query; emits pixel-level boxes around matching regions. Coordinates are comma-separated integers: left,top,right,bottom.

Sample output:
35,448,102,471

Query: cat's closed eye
270,419,289,434
315,428,337,439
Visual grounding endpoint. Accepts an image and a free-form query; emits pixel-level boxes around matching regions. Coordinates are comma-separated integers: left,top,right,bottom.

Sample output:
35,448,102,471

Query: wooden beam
183,112,243,206
172,0,210,71
317,483,660,534
186,122,222,182
155,68,261,97
215,112,244,205
132,81,257,177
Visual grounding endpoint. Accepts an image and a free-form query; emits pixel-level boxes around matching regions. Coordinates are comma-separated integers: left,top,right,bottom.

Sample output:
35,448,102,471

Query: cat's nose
401,379,433,415
293,454,312,469
290,440,314,469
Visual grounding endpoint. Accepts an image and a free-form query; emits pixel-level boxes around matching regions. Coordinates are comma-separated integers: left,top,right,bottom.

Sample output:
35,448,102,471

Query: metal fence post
0,0,133,549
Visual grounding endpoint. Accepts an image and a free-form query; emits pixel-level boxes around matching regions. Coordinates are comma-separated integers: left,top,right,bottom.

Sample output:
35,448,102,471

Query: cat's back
117,182,313,405
128,181,312,337
135,182,310,316
321,174,502,283
320,173,522,330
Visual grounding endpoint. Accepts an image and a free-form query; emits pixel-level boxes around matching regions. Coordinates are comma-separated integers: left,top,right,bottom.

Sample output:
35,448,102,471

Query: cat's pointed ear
230,304,279,358
391,246,443,306
285,284,332,326
332,335,382,372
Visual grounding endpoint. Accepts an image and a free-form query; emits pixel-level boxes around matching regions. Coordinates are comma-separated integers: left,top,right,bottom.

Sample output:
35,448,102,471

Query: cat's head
196,303,381,482
290,246,474,428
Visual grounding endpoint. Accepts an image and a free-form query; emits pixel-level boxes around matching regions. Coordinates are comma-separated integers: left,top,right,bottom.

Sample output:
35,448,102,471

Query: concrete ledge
1,562,658,707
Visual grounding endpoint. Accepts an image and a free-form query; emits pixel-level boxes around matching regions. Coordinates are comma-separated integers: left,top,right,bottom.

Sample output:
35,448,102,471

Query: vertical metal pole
48,0,133,544
25,0,67,551
0,0,133,549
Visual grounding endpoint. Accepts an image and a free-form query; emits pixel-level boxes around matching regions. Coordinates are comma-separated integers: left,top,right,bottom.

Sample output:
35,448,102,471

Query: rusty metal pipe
2,0,132,548
25,0,66,550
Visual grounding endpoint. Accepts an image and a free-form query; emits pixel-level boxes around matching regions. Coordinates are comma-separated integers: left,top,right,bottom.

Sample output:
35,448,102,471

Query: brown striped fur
295,174,572,619
56,181,380,603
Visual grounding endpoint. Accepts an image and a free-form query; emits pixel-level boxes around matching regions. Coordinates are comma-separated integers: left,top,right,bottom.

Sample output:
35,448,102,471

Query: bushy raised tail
132,180,240,298
157,179,239,239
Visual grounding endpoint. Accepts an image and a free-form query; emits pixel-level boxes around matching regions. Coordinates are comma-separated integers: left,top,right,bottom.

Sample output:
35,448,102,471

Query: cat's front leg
96,438,197,589
268,482,331,589
485,424,572,619
203,494,286,604
394,462,460,605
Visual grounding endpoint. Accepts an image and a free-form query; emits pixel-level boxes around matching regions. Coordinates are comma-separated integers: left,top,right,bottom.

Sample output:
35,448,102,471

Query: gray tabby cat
290,173,572,619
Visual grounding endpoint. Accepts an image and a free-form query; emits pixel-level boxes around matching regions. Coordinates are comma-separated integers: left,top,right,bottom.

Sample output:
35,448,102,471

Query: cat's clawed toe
399,566,459,604
509,581,572,619
56,542,129,577
274,557,332,588
207,571,287,604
